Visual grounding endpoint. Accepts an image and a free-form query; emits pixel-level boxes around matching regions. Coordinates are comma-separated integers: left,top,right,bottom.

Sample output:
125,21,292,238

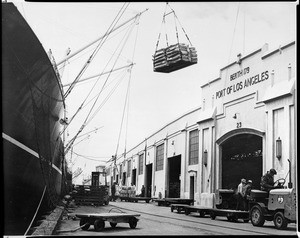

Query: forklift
249,159,296,230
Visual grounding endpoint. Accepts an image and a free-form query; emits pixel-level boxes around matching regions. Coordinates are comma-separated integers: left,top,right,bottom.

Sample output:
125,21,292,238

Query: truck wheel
94,219,105,231
199,211,205,217
250,205,265,227
129,218,137,229
210,211,216,220
110,222,117,228
80,218,90,230
227,215,237,222
273,211,288,230
104,200,109,205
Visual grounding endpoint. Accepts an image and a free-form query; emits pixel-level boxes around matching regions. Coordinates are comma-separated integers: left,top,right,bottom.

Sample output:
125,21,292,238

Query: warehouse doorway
168,155,181,198
190,176,195,200
146,164,152,197
131,169,136,186
221,133,262,190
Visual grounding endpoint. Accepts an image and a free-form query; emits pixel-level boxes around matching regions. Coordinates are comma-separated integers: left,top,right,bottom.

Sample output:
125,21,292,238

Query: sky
11,1,297,184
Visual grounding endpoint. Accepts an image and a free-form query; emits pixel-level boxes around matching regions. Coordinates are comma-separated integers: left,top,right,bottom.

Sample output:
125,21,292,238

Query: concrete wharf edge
31,205,65,236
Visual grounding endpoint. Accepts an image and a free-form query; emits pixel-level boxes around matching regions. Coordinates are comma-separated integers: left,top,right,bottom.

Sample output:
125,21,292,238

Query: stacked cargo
153,43,197,73
119,186,136,198
152,48,168,70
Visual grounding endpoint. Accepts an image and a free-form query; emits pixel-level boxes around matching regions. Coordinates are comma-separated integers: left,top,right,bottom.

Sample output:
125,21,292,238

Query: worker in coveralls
236,178,247,210
260,168,281,192
111,182,117,201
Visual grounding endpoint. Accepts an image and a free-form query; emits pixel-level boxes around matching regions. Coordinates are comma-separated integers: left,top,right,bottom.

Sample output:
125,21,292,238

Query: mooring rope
24,185,47,236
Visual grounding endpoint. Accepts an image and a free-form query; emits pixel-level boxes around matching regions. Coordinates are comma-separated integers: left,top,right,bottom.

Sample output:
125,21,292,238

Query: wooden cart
153,198,194,206
120,196,151,203
76,212,141,231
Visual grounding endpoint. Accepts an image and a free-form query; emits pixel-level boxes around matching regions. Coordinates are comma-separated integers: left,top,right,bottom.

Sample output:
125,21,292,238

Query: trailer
183,205,212,217
120,196,152,203
172,204,249,222
209,208,250,222
76,212,141,231
170,204,211,217
153,198,194,206
170,204,191,214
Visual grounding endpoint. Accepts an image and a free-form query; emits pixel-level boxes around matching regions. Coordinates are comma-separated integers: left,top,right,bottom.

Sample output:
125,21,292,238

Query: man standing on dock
111,182,117,201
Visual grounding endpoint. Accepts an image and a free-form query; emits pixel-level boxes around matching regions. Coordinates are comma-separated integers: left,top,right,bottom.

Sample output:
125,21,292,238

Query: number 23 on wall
236,122,242,128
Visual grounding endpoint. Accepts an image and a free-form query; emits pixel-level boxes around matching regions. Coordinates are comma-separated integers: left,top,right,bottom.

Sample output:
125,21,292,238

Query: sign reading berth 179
215,67,269,99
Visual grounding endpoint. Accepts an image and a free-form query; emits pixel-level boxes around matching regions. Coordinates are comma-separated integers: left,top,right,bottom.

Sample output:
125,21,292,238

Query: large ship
2,2,69,235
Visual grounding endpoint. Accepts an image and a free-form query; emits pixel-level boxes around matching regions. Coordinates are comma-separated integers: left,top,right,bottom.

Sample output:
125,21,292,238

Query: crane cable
80,14,136,126
168,3,193,46
59,3,131,137
85,17,138,126
64,3,130,153
114,67,132,159
65,7,138,155
113,13,140,169
154,3,168,54
154,2,193,55
63,2,130,99
123,15,140,159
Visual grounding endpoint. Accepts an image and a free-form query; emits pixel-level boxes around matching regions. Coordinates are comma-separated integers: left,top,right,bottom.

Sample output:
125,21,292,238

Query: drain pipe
288,159,292,188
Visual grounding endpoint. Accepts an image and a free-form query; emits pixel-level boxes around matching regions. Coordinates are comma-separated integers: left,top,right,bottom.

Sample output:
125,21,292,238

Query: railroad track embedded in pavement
110,203,281,236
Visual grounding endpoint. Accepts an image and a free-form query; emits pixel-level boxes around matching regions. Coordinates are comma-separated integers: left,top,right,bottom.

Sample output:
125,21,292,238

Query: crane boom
62,63,135,87
56,9,148,67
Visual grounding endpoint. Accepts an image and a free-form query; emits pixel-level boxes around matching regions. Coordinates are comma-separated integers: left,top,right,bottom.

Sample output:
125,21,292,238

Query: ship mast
56,8,148,67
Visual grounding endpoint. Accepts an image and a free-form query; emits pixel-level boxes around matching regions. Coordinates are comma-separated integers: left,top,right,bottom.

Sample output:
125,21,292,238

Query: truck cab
249,188,296,229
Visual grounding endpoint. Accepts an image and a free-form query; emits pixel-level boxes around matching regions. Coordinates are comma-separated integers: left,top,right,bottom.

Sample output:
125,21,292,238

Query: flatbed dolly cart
119,196,152,203
170,204,191,213
75,212,141,231
153,198,194,206
182,205,212,217
209,208,250,222
178,204,249,221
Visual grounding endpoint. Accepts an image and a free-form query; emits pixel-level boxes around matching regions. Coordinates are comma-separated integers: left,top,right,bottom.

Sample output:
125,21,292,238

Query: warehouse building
105,41,296,206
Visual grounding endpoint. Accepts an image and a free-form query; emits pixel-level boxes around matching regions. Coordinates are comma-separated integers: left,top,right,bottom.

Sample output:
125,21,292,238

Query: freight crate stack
153,43,197,73
119,186,136,198
73,185,109,206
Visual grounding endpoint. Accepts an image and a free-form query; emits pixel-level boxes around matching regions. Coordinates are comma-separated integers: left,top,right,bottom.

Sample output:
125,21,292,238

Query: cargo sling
153,2,197,73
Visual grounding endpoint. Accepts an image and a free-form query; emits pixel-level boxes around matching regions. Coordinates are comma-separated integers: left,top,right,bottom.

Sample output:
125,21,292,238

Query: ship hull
2,3,66,235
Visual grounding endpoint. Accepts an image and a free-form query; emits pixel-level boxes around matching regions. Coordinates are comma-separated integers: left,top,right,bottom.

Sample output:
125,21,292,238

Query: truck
249,178,296,230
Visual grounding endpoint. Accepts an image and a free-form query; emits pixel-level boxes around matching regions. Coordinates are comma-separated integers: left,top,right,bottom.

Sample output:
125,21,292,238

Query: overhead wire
72,151,110,162
222,2,241,91
227,2,240,65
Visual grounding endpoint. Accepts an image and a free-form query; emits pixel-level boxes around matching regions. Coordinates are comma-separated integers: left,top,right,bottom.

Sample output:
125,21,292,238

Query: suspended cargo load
153,43,197,73
153,3,197,73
